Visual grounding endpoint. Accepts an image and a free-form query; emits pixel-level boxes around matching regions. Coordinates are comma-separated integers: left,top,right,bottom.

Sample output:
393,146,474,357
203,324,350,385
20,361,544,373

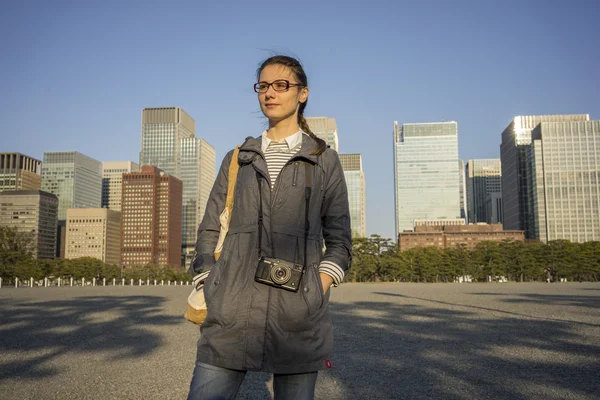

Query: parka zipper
292,162,300,186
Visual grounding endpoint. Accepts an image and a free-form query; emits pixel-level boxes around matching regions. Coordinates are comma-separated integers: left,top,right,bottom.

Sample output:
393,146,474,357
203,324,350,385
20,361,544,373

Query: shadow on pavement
0,295,179,381
469,292,600,310
327,293,600,400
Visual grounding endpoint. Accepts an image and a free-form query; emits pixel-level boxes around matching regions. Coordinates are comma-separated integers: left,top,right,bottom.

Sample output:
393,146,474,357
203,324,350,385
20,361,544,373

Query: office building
339,154,366,238
486,192,503,224
121,166,182,267
41,151,102,220
466,159,502,223
305,117,339,152
393,121,461,237
65,208,121,265
529,119,600,243
180,137,216,266
0,190,58,259
139,107,216,267
398,223,524,252
0,153,42,192
458,160,467,220
102,161,140,212
500,114,588,238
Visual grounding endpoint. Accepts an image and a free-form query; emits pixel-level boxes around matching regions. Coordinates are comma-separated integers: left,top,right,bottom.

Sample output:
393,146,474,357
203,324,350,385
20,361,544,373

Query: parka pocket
203,259,225,307
302,264,324,315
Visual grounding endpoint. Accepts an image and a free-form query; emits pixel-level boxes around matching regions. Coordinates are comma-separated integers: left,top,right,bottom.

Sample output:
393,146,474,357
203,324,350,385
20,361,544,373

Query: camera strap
256,161,312,269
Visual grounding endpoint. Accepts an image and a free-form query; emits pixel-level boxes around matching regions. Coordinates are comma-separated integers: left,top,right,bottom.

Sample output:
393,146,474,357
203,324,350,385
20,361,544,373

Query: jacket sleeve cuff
318,260,345,286
192,271,210,287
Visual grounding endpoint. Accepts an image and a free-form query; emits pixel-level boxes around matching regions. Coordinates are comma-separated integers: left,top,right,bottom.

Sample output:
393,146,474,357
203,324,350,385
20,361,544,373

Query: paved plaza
1,282,599,399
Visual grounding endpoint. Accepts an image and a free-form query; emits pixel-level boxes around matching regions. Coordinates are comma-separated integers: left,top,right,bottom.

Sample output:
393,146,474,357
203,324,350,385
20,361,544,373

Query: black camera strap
256,161,312,269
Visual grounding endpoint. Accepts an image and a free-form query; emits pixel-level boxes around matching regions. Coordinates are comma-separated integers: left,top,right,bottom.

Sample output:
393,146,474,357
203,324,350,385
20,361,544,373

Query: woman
188,55,352,399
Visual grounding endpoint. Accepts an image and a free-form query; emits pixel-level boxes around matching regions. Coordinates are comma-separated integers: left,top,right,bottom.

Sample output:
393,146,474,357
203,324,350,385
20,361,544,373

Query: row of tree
347,235,600,283
2,226,600,283
0,226,191,283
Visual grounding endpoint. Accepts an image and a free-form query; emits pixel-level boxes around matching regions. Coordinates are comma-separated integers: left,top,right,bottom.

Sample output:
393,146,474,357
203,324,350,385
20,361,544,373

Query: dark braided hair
257,55,327,155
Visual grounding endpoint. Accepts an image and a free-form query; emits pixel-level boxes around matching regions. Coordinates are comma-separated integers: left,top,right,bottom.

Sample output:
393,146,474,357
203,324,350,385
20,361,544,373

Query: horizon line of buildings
2,111,598,264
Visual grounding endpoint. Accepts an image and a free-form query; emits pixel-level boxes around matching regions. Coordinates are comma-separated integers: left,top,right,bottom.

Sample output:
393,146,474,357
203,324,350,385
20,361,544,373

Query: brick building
120,166,182,267
399,223,524,251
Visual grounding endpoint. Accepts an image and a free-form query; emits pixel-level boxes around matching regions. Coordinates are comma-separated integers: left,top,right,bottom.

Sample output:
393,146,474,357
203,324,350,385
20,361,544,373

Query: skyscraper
121,166,182,267
458,160,467,221
500,114,588,238
339,154,366,238
65,208,121,265
0,190,58,259
305,117,339,152
529,119,600,243
139,107,215,267
41,152,102,221
0,153,42,192
102,161,140,212
393,121,461,237
466,159,502,223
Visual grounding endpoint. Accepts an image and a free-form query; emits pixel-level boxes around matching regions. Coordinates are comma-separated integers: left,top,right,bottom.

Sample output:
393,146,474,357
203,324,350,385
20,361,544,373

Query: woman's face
257,64,308,125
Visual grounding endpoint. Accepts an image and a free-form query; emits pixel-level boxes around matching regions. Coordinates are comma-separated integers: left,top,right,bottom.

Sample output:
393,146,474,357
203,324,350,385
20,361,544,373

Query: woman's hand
319,273,334,295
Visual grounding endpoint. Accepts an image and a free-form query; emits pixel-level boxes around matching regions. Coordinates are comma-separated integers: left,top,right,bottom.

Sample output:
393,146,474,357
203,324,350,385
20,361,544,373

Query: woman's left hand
319,273,334,295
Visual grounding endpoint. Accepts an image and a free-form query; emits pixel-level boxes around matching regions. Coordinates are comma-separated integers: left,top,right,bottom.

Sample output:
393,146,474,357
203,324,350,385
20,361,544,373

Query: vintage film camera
255,257,304,292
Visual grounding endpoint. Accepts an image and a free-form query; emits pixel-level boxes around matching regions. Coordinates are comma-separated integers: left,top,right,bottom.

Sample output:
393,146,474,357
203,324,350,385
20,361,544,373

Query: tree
0,225,36,279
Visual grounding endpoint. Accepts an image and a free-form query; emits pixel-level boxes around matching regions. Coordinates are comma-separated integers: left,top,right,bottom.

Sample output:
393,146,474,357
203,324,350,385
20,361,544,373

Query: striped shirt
261,130,303,188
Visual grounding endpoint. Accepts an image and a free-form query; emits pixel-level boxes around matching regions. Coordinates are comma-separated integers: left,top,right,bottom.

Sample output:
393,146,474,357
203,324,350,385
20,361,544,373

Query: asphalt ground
0,282,599,400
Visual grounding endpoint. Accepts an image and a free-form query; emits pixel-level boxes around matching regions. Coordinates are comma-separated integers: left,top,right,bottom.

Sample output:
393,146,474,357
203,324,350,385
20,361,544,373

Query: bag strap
225,146,241,213
303,162,312,269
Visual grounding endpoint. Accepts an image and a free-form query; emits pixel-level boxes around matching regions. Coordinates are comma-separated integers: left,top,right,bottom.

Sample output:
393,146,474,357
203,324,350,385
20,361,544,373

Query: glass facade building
458,160,467,221
466,159,502,224
529,119,600,243
339,154,366,238
139,107,216,267
305,117,339,152
393,121,461,237
41,151,102,220
500,114,588,237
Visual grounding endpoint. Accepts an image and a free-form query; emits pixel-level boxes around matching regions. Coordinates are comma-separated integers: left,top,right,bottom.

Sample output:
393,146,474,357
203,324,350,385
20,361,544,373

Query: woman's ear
299,87,309,104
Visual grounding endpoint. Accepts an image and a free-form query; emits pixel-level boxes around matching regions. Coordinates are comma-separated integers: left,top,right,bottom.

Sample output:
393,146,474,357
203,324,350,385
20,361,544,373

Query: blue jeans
188,361,318,400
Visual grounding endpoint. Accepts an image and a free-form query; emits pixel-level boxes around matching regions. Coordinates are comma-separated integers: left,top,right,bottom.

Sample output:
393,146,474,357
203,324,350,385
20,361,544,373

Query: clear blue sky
1,0,599,240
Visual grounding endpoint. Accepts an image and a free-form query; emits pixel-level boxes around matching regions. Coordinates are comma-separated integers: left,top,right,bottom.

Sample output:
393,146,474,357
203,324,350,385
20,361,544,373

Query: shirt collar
261,130,303,153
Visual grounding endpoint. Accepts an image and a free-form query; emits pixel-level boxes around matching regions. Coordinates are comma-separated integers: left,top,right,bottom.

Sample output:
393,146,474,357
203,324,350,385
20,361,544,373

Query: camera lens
270,265,291,284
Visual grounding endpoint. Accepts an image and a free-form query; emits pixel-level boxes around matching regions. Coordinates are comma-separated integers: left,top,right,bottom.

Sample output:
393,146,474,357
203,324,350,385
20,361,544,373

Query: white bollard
70,277,73,287
130,279,134,286
30,277,34,287
122,278,125,286
180,281,183,286
139,279,142,286
45,277,48,287
147,279,150,286
15,278,19,288
58,277,61,287
103,278,106,286
113,278,116,286
82,278,85,287
154,280,157,286
168,280,171,286
161,280,164,286
93,278,96,287
0,277,2,289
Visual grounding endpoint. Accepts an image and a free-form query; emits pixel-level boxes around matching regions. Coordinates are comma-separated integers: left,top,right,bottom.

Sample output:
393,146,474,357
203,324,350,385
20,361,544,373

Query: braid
298,104,327,155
